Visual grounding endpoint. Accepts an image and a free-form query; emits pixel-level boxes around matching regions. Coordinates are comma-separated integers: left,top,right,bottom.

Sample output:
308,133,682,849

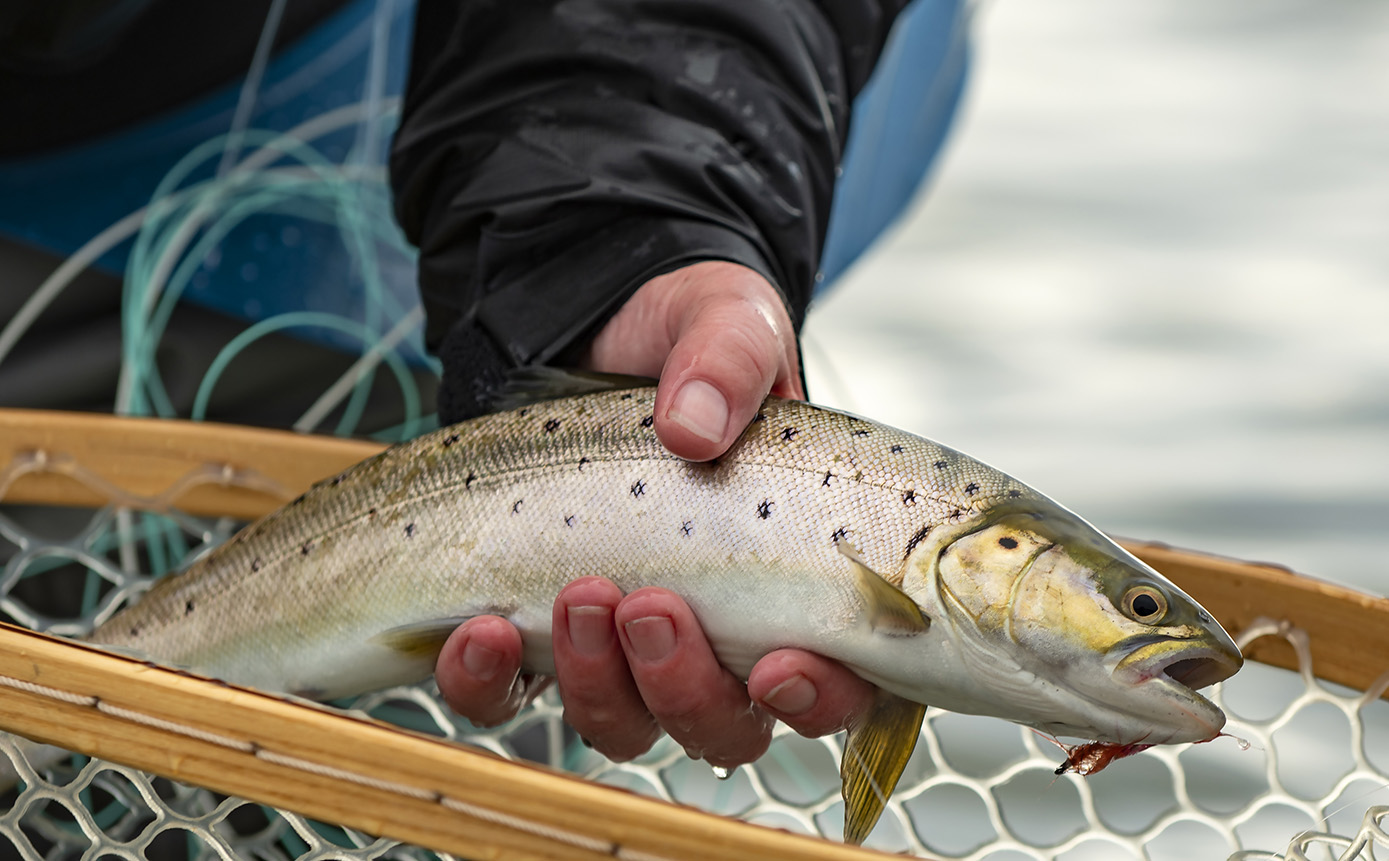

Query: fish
15,373,1243,843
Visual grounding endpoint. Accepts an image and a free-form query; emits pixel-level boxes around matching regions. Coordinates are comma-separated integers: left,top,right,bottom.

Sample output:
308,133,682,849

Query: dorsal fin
488,367,657,412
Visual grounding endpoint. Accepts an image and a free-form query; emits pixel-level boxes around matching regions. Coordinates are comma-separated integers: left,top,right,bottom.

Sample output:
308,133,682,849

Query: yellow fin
370,618,468,660
838,542,929,635
840,690,927,845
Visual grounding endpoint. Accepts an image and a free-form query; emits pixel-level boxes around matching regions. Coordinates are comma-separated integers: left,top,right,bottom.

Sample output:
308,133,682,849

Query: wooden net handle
0,623,883,861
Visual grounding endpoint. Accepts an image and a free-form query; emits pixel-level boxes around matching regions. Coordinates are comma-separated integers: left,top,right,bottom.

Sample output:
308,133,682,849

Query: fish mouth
1163,653,1240,691
1114,637,1243,697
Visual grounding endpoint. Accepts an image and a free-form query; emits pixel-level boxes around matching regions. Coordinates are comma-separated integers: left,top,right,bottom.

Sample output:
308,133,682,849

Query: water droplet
711,765,733,780
1219,731,1252,751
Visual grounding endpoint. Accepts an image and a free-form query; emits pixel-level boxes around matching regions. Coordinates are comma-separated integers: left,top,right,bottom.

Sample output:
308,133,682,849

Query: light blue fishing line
112,9,422,428
123,125,424,436
217,0,288,178
190,311,420,432
123,130,346,412
135,172,394,416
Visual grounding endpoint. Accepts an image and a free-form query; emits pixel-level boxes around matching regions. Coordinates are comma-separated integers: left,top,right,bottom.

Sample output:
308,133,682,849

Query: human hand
437,578,877,767
436,260,877,766
583,259,804,462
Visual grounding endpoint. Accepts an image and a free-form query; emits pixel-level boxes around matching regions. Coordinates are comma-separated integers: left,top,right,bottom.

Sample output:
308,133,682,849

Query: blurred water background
805,0,1389,599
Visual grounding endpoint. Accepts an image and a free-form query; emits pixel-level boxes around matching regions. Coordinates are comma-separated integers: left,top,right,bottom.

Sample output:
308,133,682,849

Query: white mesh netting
0,451,1386,861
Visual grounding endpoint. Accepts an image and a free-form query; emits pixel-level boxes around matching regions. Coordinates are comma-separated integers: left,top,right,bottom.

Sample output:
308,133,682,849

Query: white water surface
805,0,1389,598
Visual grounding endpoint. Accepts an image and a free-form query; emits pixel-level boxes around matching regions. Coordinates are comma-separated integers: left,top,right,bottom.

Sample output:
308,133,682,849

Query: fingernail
761,674,817,716
624,615,677,662
567,605,614,656
463,641,503,681
668,380,728,445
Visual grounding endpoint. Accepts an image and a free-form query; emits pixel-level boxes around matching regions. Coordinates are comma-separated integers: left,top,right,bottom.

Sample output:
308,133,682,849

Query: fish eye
1122,585,1168,624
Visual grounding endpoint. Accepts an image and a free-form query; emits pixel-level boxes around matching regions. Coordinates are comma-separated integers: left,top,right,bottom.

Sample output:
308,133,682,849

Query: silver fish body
83,385,1242,842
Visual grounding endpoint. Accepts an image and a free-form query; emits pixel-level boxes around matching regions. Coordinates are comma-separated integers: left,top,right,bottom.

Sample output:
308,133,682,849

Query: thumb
651,263,802,461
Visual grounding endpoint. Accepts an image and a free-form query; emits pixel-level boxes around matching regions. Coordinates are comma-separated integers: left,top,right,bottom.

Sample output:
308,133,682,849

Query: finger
615,588,774,768
654,264,802,461
435,616,526,727
551,577,661,761
747,649,877,738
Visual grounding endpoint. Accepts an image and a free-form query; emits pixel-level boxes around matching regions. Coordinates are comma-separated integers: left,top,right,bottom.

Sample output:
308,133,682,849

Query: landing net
0,427,1387,860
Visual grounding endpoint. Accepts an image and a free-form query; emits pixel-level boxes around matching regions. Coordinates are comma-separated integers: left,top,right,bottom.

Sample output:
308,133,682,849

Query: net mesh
0,443,1386,861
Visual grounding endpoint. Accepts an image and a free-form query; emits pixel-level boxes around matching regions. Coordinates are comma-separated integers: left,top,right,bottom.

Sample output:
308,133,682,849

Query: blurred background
806,0,1389,599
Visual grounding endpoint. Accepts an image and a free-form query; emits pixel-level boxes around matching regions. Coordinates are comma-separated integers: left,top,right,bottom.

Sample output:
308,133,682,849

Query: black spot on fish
681,520,694,536
631,479,646,498
905,525,931,558
368,506,378,517
831,526,849,544
890,444,903,454
565,515,576,527
950,509,962,520
544,418,562,433
291,493,307,507
999,536,1019,550
405,522,416,538
301,541,313,556
640,414,655,428
934,460,948,469
753,412,766,422
822,470,834,487
331,474,345,486
443,433,460,447
781,426,798,441
128,626,141,637
621,393,633,400
851,429,870,437
1008,489,1022,498
466,473,477,489
252,558,263,572
519,408,529,417
903,489,918,506
757,499,774,519
964,482,979,495
184,600,195,615
512,499,523,514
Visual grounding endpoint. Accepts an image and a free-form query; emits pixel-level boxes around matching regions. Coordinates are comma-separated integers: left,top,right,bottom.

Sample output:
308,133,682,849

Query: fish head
913,501,1243,745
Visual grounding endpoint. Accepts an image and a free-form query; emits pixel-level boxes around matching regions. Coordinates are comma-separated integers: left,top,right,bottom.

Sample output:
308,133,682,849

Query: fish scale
70,381,1240,844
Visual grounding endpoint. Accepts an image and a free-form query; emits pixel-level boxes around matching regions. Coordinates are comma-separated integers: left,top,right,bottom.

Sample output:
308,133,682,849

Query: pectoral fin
840,690,927,845
838,542,930,635
370,618,470,660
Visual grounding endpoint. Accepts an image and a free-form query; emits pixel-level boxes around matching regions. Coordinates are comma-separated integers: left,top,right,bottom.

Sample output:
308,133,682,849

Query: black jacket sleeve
389,0,906,422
